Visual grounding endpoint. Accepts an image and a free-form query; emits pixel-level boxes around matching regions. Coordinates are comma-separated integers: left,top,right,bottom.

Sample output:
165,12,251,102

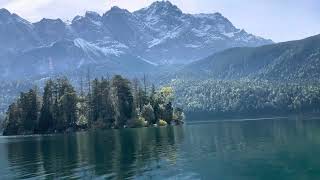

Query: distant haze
1,0,319,42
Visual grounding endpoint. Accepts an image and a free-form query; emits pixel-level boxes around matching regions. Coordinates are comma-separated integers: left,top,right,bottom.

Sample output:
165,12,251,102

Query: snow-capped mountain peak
136,0,183,19
0,8,31,26
0,1,273,79
36,18,65,26
104,6,131,16
85,11,101,18
148,1,182,14
0,8,11,17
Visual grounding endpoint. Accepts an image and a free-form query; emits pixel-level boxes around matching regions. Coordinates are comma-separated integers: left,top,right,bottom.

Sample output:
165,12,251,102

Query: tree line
172,79,320,117
2,75,185,136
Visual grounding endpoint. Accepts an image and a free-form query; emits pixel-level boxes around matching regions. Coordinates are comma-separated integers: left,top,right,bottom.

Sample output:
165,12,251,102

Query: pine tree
111,75,134,128
3,88,40,135
58,78,77,130
3,103,20,136
163,102,173,124
25,89,39,132
39,80,54,133
100,78,114,127
132,78,140,110
149,84,160,122
60,88,77,129
19,89,39,133
50,78,78,131
91,78,102,123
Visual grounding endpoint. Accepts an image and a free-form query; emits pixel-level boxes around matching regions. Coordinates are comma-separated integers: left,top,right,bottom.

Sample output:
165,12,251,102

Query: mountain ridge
172,34,320,82
0,1,272,79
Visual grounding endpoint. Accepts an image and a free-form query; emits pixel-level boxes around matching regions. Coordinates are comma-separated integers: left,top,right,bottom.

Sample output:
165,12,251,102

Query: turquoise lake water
1,117,320,179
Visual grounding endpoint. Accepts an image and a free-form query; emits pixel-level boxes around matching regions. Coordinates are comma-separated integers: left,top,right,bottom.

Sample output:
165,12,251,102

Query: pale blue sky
1,0,319,42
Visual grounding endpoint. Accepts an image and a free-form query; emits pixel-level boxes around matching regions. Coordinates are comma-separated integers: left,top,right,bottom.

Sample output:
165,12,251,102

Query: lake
1,117,320,179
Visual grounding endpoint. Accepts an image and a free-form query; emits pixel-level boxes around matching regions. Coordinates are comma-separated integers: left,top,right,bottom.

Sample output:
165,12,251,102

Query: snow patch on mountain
148,25,185,48
74,38,124,57
185,44,202,48
192,25,214,38
74,38,102,57
137,56,159,66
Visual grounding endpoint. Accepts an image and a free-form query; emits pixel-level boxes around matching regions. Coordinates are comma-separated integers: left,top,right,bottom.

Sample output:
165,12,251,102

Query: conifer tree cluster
2,75,184,136
172,79,320,116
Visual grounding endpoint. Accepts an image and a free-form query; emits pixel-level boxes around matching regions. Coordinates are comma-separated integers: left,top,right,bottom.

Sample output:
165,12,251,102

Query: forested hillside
173,34,320,82
172,79,320,118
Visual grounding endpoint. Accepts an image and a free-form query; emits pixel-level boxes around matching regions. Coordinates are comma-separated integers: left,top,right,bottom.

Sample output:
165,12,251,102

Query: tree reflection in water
4,126,185,179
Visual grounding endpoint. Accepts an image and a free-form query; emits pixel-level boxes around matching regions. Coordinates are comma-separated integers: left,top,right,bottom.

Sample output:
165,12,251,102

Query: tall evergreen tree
111,75,134,128
3,103,20,136
60,89,77,129
100,78,114,127
39,80,54,133
19,89,39,133
163,102,173,124
57,78,77,131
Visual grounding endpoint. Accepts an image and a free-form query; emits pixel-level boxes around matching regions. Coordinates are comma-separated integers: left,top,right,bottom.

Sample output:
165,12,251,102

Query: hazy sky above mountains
1,0,319,42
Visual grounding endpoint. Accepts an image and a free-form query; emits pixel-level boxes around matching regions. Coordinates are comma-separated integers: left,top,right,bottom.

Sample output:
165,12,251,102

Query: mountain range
0,1,272,79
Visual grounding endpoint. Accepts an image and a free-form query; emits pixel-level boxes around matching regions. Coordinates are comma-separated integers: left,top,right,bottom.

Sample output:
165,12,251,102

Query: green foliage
172,79,320,115
111,75,135,128
158,119,168,127
3,88,40,135
133,117,148,128
158,87,174,104
3,103,20,135
38,80,54,133
59,91,77,129
161,102,173,124
38,78,78,133
20,89,40,132
77,96,88,128
77,115,88,127
88,78,114,128
3,75,182,135
0,80,32,115
141,104,156,125
173,108,185,122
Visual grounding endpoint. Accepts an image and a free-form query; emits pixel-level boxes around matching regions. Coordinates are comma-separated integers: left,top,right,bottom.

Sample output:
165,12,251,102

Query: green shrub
141,104,155,125
77,115,88,126
158,119,168,127
133,117,148,128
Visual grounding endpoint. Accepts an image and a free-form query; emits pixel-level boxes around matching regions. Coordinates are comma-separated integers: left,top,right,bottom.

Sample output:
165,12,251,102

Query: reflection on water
0,127,184,179
1,118,320,179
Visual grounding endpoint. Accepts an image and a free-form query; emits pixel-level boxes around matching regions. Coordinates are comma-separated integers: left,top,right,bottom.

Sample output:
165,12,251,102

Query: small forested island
2,75,185,136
